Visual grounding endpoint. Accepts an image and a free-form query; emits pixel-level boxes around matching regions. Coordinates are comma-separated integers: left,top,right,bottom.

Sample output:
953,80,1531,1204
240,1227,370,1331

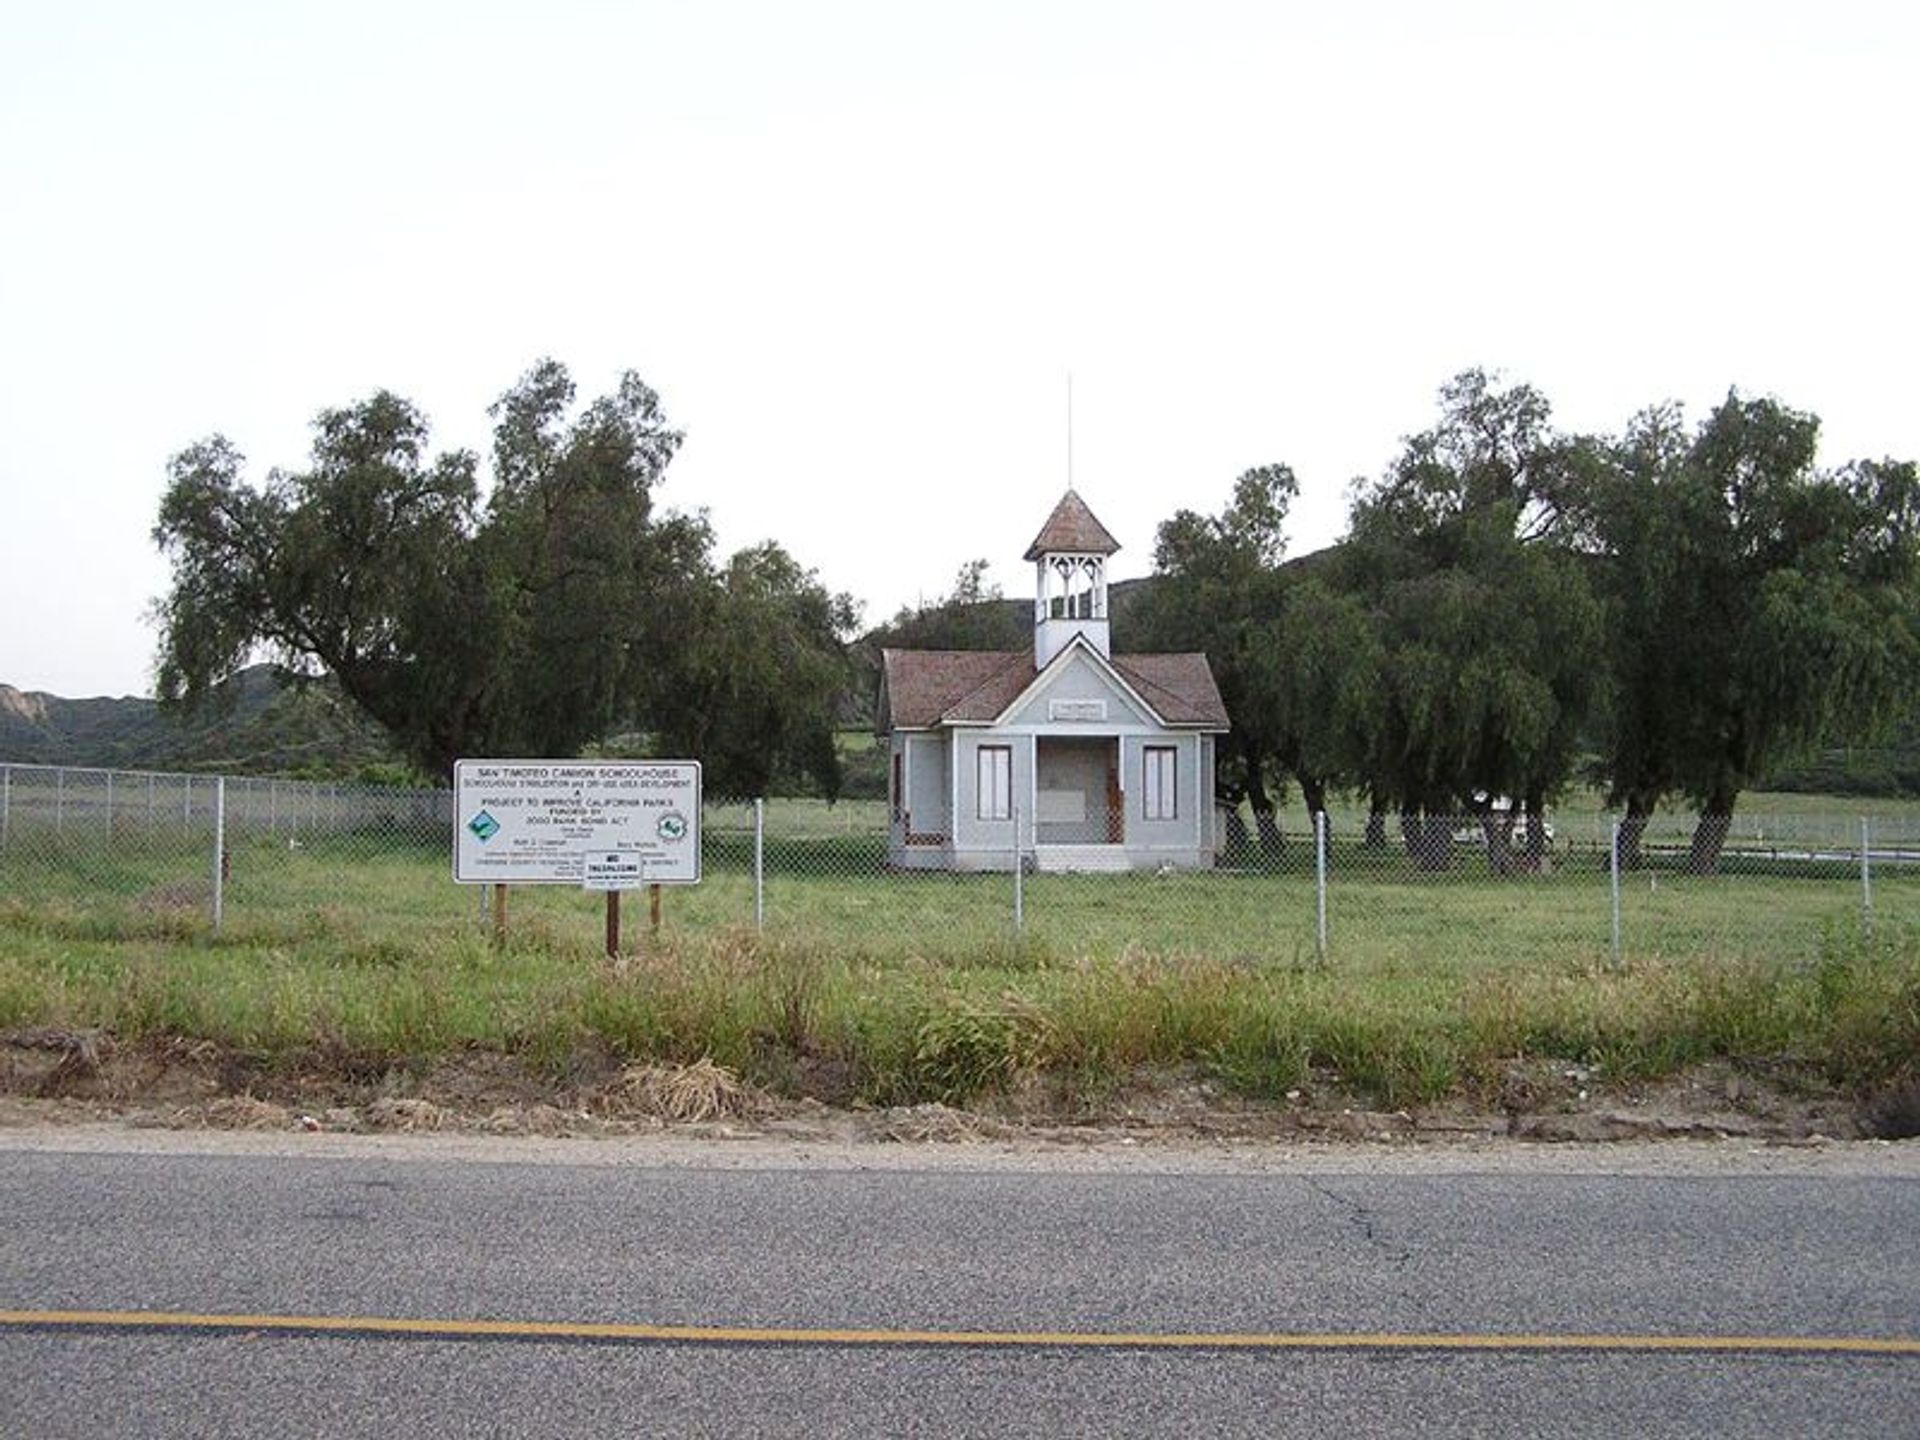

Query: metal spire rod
1066,371,1074,492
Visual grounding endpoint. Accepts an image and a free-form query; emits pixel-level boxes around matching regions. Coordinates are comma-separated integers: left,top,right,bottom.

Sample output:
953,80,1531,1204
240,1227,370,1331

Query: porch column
1193,735,1204,853
1027,735,1039,852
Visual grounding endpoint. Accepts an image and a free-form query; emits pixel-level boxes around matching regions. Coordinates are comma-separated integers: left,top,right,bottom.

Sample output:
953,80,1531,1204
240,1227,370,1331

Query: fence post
183,774,191,831
1012,803,1024,934
1861,816,1873,941
56,767,64,836
1609,818,1622,968
1,764,9,851
105,770,113,843
754,798,765,933
1315,809,1328,963
211,776,226,931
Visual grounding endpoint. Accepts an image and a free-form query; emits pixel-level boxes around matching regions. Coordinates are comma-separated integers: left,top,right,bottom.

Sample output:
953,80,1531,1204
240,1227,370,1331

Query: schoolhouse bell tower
1026,489,1121,669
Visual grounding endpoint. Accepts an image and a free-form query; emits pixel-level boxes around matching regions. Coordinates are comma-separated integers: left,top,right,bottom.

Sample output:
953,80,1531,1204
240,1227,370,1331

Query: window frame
1142,744,1177,821
977,744,1013,821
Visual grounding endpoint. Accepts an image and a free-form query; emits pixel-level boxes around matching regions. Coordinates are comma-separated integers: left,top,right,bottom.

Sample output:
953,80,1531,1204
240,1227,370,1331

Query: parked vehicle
1452,795,1555,846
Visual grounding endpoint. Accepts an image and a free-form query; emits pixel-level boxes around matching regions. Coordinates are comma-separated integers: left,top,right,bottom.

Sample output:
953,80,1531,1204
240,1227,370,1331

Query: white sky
2,1,1915,698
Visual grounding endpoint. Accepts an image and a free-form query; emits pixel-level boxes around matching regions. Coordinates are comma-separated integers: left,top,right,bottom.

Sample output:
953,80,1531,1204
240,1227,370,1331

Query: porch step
1033,844,1131,874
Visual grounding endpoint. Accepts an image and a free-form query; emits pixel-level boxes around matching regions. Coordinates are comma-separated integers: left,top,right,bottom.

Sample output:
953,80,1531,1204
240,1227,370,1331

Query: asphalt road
1,1134,1915,1437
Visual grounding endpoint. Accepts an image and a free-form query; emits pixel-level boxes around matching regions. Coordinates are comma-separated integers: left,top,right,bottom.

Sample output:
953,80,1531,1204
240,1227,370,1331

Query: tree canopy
1141,369,1919,874
871,559,1029,654
1566,393,1920,868
153,360,856,792
1339,371,1604,867
153,360,1919,838
1131,464,1306,854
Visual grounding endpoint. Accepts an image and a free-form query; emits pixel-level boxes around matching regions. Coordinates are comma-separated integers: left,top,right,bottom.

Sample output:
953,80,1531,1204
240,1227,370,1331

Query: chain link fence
0,763,450,936
2,761,1913,967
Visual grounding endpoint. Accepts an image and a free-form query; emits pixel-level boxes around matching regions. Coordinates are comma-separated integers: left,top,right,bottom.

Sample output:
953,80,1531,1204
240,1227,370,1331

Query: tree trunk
1217,779,1250,862
1403,808,1453,871
1478,809,1517,877
1464,793,1517,877
1245,754,1283,861
1616,797,1653,871
1298,774,1329,835
1255,806,1284,857
1519,786,1548,874
1223,805,1251,859
1363,805,1388,850
1687,797,1735,876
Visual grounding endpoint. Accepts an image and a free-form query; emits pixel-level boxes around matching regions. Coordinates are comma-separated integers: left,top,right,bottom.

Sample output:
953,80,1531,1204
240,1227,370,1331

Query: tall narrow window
977,745,1013,821
1143,745,1177,820
891,752,904,821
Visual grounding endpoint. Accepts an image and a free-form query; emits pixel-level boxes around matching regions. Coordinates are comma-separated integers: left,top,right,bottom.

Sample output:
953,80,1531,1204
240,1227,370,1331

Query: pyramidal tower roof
1023,489,1122,562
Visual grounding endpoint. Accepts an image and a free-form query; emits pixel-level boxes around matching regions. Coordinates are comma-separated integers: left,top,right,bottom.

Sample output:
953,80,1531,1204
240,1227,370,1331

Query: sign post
582,848,652,958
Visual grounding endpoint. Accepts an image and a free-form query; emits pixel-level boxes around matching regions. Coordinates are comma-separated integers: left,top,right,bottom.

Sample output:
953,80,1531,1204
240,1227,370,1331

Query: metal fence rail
1,761,1912,967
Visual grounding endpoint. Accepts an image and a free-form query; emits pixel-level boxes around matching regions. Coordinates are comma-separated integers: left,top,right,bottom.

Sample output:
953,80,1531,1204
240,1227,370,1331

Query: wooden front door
1105,748,1123,843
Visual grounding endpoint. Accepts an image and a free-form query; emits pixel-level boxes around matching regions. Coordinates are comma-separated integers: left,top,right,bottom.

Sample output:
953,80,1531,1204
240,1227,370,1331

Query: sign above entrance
1049,699,1108,723
453,760,701,885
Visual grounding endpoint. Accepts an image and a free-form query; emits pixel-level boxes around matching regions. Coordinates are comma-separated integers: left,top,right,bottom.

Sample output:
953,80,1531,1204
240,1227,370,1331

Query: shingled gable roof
878,649,1028,731
880,642,1228,731
1109,653,1231,726
1023,489,1122,561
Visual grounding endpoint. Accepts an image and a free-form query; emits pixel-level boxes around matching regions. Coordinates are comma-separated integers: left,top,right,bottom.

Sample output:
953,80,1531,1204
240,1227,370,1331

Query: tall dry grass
1,892,1913,1110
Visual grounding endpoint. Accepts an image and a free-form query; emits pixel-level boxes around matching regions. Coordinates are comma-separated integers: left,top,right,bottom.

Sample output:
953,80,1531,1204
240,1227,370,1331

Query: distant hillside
0,666,405,778
1760,739,1920,798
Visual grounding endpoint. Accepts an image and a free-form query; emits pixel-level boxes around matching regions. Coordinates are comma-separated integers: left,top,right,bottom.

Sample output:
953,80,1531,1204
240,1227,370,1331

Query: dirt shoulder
3,1027,1905,1158
2,1121,1916,1179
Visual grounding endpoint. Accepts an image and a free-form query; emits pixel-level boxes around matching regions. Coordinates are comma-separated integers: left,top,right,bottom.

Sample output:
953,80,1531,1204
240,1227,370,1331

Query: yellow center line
1,1309,1916,1356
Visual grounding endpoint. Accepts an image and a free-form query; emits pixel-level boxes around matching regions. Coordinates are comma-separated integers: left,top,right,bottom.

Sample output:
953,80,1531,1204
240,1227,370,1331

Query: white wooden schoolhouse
877,491,1229,872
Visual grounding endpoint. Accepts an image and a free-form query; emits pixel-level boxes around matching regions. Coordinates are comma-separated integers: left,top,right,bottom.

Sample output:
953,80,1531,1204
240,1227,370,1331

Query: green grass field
2,799,1917,1112
3,816,1909,971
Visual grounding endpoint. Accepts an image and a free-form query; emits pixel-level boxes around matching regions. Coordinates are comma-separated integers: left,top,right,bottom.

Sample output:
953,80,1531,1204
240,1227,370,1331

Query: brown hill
0,666,404,777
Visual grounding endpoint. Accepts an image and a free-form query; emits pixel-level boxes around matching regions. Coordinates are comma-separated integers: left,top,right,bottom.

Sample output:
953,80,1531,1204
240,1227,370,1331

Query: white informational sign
453,760,701,885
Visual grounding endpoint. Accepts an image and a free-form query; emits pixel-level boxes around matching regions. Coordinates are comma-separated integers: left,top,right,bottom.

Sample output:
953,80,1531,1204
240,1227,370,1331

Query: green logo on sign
658,811,688,842
467,810,501,843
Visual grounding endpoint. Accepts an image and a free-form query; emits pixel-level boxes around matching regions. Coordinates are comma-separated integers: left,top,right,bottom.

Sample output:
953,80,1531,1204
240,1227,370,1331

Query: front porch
1031,843,1131,873
1034,735,1121,844
1030,736,1127,870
